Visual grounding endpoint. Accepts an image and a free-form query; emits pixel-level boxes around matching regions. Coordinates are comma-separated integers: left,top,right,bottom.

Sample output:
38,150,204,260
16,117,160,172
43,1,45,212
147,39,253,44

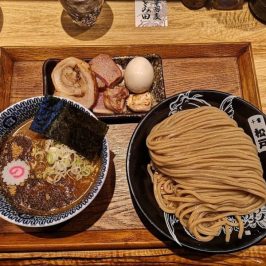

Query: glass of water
59,0,104,27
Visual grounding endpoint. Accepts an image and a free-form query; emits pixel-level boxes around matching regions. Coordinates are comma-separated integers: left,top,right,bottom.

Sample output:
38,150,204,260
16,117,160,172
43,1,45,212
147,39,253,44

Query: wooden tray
0,42,263,252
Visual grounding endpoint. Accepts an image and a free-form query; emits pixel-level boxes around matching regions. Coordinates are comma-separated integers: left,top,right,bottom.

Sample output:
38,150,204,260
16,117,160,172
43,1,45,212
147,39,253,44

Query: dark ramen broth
0,119,101,216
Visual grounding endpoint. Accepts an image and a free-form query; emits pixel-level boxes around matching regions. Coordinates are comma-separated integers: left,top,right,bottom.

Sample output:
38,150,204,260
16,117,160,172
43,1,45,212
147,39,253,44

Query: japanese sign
135,0,168,27
248,114,266,153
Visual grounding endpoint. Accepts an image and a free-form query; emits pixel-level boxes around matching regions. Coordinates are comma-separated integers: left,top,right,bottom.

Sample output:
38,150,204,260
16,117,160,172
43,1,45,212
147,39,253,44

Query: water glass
59,0,104,27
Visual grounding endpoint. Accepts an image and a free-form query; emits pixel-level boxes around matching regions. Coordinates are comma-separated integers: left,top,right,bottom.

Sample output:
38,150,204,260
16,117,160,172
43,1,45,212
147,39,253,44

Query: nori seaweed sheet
30,96,108,159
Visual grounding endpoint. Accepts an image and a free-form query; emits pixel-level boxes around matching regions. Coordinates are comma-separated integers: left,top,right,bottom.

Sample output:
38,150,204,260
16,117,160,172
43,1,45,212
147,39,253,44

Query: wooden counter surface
0,1,266,265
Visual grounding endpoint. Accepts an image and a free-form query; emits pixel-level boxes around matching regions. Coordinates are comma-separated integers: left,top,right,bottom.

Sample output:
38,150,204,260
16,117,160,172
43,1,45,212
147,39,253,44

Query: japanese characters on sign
135,0,168,27
248,114,266,153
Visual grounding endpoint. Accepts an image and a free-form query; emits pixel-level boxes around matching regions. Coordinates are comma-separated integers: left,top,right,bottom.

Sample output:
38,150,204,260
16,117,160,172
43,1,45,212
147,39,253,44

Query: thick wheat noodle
146,106,266,242
155,172,266,199
148,129,246,147
150,143,257,163
150,126,252,141
154,144,257,156
165,192,257,204
157,168,263,181
150,145,254,158
151,155,261,167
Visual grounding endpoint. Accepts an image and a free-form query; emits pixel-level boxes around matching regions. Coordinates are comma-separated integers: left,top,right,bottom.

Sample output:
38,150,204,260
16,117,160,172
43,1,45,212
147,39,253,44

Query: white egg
124,57,154,94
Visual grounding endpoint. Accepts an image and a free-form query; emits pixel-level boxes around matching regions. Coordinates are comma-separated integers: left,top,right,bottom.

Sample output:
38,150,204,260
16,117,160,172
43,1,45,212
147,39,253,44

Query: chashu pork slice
103,86,129,113
92,91,114,114
89,54,122,88
52,57,97,109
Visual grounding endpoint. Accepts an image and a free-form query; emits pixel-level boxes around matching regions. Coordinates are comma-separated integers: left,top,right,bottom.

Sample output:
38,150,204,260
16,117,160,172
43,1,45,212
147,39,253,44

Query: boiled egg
124,57,154,93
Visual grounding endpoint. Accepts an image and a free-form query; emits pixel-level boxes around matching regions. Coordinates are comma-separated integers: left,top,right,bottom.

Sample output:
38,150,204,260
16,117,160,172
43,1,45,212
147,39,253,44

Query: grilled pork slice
90,54,122,88
92,91,114,114
96,77,106,89
103,86,129,113
52,57,97,109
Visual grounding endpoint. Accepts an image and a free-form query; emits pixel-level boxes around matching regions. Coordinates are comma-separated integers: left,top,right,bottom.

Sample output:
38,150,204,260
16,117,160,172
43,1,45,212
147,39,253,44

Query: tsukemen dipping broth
0,120,101,216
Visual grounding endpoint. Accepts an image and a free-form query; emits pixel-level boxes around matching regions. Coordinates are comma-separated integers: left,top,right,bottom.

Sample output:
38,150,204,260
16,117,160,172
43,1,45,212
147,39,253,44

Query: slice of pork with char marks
90,54,122,88
103,86,129,113
92,91,114,114
96,77,106,89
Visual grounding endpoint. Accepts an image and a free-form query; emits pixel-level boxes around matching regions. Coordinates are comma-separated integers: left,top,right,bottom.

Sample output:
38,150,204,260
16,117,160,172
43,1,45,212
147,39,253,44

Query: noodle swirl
146,106,266,242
